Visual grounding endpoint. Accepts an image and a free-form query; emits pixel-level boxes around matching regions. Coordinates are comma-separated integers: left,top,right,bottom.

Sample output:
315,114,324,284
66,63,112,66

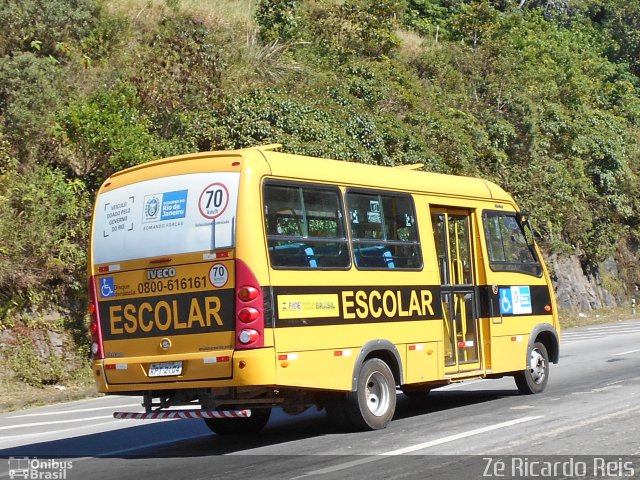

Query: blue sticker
499,288,513,315
100,277,115,298
499,286,532,315
160,190,188,221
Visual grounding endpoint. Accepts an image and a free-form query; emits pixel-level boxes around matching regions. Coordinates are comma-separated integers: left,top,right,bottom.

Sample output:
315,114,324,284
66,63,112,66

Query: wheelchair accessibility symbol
500,288,513,315
100,277,115,298
499,286,532,315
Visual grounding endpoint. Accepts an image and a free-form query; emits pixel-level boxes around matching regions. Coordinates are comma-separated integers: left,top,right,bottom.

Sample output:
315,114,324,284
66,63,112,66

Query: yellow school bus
88,145,559,432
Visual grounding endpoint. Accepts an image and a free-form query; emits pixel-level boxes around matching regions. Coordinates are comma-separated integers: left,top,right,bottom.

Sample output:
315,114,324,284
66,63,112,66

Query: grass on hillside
0,370,98,413
559,305,639,329
107,0,255,25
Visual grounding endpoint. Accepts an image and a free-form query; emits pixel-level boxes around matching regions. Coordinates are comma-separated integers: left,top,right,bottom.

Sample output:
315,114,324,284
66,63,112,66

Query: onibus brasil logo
8,457,73,479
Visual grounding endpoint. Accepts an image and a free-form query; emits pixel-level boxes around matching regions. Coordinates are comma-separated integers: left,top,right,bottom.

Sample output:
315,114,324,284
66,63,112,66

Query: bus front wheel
514,342,549,395
344,358,396,430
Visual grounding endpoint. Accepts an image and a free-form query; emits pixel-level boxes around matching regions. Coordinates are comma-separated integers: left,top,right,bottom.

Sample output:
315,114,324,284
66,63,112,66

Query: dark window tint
264,183,349,269
346,191,422,270
483,212,541,276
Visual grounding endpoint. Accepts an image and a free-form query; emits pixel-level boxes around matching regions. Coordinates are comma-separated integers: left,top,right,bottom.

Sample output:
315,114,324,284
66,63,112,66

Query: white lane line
585,324,640,330
0,418,181,452
382,415,543,455
611,348,640,356
294,416,543,478
5,404,142,418
494,405,640,453
0,420,121,442
565,326,640,334
564,329,640,338
565,328,640,335
74,431,212,458
562,331,640,343
0,431,217,480
0,415,114,431
592,385,623,393
562,337,603,343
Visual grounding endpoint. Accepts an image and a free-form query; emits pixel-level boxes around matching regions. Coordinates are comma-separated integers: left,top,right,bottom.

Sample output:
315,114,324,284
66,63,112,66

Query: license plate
148,361,183,377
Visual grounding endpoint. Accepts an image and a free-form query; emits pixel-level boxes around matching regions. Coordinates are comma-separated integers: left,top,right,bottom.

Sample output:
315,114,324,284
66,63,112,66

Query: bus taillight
234,259,265,349
238,286,259,302
88,276,104,359
237,307,259,323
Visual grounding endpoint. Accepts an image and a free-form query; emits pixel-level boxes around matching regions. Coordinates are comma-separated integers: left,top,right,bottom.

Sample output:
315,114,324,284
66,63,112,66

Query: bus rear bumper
92,347,277,393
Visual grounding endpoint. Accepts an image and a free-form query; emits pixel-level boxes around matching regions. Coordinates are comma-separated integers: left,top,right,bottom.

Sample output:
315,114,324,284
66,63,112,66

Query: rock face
550,254,626,312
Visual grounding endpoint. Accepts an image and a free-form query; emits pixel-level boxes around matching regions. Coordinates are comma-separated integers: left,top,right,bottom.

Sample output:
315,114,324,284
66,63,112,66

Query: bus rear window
483,211,542,276
264,183,349,269
92,172,240,264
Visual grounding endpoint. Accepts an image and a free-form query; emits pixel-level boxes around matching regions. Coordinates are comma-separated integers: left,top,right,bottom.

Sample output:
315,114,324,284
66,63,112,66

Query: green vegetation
1,0,640,388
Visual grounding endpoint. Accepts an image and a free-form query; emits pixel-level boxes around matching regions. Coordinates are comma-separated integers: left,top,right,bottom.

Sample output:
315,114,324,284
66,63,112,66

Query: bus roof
258,149,511,203
103,145,512,203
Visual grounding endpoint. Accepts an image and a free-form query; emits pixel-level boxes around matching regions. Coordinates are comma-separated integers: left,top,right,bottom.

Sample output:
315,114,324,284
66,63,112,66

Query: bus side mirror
516,210,530,226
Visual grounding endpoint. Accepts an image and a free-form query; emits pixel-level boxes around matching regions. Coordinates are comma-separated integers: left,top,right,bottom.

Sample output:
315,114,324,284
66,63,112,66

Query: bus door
431,209,481,374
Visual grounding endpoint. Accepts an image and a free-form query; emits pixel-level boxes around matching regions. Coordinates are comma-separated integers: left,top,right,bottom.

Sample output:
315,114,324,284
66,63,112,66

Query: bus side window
354,245,395,269
269,242,317,268
346,190,422,270
264,182,350,270
482,211,542,276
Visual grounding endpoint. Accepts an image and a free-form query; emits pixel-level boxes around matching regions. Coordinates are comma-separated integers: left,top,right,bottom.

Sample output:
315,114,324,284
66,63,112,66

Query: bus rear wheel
204,408,271,435
344,358,396,430
515,342,549,394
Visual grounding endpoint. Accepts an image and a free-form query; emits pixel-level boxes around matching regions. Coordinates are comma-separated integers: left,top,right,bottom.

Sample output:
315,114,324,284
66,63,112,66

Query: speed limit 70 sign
198,183,229,219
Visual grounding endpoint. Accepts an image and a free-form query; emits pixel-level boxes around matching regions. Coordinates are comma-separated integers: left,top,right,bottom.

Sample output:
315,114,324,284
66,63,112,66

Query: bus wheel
204,408,271,435
401,386,431,401
345,358,396,430
515,342,549,395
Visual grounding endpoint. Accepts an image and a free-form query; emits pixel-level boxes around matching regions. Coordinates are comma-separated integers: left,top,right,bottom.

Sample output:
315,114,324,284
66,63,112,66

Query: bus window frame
345,188,424,271
481,209,543,278
263,179,351,271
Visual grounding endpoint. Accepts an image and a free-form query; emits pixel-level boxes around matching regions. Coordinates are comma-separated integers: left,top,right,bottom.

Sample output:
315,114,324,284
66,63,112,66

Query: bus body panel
88,146,559,419
89,152,275,390
94,346,278,393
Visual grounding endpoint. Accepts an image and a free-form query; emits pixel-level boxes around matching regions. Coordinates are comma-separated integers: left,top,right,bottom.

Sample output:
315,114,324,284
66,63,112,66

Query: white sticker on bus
198,183,230,219
209,264,229,288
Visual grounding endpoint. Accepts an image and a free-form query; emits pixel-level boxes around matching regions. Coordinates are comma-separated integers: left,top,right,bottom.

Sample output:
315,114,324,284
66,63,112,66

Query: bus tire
344,358,396,430
204,408,271,435
514,342,549,395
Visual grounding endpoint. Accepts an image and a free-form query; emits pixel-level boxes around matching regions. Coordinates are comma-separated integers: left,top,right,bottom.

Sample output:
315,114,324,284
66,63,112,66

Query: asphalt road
1,320,640,480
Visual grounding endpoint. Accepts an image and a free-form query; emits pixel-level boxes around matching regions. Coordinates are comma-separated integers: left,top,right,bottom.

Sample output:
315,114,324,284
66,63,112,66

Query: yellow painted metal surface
89,146,560,395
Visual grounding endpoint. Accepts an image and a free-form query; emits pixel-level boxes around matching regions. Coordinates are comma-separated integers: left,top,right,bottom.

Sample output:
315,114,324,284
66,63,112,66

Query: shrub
0,0,102,57
255,0,301,43
0,53,64,162
306,0,403,60
57,80,176,188
131,15,226,115
0,164,89,305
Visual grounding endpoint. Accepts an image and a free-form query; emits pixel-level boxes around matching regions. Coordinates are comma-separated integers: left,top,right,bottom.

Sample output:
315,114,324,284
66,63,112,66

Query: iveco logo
146,267,176,280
